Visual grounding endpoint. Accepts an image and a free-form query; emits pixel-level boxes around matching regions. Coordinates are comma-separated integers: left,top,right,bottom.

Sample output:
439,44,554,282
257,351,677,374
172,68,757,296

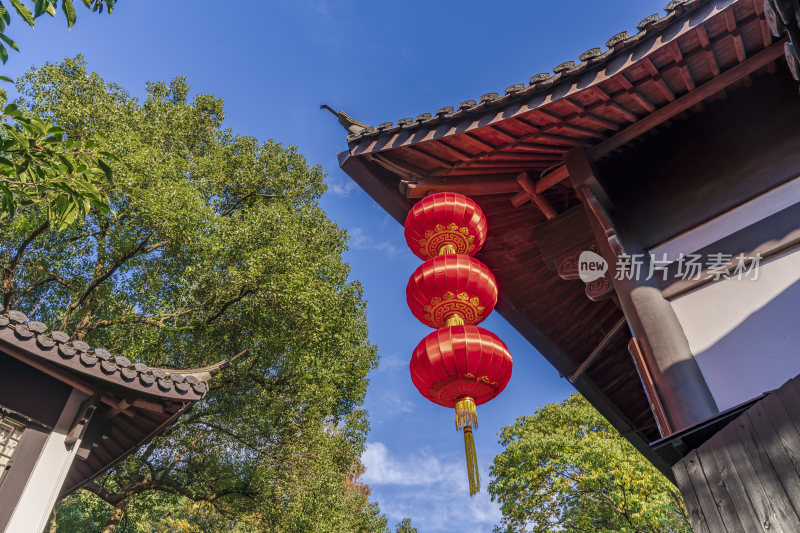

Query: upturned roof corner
321,104,368,135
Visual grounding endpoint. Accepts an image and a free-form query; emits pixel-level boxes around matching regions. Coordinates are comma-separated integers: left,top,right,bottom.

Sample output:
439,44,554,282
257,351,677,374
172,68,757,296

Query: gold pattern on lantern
417,223,476,259
422,291,485,326
464,373,498,387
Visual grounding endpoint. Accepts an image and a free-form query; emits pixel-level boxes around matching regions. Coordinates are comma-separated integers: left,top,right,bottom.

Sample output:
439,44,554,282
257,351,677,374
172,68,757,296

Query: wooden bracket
585,270,614,301
517,172,557,219
568,318,627,383
64,394,99,448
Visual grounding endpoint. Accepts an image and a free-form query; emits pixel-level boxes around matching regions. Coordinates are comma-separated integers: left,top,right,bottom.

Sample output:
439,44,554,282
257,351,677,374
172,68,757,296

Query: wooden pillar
565,148,718,432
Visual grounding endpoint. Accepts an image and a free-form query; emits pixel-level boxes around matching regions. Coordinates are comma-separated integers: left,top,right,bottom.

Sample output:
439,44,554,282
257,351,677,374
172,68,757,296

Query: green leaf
0,4,9,25
0,32,17,52
0,42,8,64
80,0,90,7
27,116,48,136
9,0,35,26
55,153,74,173
61,0,75,28
3,102,20,116
0,75,12,83
0,183,13,217
34,0,45,17
97,158,112,181
47,125,64,135
98,150,119,162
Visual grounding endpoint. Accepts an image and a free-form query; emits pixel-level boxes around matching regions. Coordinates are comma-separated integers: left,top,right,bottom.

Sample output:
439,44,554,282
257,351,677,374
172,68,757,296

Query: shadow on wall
672,250,800,412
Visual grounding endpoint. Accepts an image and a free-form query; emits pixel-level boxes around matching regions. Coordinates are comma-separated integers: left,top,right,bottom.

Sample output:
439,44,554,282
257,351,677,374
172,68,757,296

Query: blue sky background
1,1,668,530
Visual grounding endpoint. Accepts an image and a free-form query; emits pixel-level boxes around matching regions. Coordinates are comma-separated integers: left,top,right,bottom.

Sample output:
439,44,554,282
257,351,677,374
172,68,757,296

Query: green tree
395,518,418,533
0,101,112,233
0,0,115,60
4,56,386,532
0,0,117,229
488,394,691,533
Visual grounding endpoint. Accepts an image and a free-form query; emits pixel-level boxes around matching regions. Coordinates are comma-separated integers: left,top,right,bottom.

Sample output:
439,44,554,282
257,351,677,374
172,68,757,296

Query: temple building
332,0,800,530
0,307,226,532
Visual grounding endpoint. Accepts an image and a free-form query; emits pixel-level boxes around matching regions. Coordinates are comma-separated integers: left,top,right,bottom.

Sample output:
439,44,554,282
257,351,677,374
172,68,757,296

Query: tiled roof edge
345,0,705,144
0,308,210,397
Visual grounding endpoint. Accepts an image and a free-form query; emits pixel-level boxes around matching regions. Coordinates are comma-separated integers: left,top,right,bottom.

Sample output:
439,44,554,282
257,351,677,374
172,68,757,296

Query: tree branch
3,220,49,307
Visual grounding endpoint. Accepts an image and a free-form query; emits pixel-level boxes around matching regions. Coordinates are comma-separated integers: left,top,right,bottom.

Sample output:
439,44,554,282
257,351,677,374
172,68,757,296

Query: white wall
671,247,800,411
5,388,87,533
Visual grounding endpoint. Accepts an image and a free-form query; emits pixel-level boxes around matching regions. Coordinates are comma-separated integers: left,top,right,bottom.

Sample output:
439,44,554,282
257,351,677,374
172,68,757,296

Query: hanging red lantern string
409,326,513,495
401,191,512,497
404,192,488,259
406,255,498,329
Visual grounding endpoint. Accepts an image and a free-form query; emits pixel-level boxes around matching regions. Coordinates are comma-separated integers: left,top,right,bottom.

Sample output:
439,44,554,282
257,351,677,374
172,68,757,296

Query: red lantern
409,326,513,495
401,191,511,497
404,192,488,260
406,255,498,329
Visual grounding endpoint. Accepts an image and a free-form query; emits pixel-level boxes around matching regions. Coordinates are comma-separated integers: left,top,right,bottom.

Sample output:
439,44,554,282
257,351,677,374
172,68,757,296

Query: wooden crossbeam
511,164,571,207
517,172,557,219
590,41,785,159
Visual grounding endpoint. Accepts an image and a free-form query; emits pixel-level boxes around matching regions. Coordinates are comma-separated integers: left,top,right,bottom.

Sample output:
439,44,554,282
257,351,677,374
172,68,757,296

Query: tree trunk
101,498,130,533
46,505,57,533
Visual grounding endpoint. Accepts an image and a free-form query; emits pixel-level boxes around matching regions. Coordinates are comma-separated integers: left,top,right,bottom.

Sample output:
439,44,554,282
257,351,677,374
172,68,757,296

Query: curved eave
347,0,748,158
0,323,207,402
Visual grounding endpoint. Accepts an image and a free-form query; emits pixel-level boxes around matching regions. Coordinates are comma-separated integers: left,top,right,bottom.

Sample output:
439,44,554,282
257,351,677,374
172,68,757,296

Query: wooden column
565,148,718,433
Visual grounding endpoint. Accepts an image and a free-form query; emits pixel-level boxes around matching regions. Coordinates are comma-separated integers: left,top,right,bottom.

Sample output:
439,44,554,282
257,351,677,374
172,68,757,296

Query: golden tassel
463,427,480,496
438,243,456,255
446,313,465,327
455,397,480,495
455,397,478,430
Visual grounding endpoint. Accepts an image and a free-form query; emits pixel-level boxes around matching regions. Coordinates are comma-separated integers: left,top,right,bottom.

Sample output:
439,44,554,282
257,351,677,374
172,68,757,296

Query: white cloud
362,442,502,532
327,177,358,197
363,442,464,487
348,227,398,257
377,354,407,373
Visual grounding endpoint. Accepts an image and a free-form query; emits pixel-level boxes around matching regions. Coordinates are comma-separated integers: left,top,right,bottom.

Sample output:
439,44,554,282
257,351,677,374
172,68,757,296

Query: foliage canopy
488,394,691,533
3,56,385,532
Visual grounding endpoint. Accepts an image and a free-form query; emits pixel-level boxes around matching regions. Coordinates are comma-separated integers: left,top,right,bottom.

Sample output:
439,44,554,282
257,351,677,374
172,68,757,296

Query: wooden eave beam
367,152,429,181
402,175,521,199
589,40,785,159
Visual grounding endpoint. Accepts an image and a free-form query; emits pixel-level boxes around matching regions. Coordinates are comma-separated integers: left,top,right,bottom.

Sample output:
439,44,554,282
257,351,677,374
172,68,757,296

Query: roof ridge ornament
165,348,250,382
320,104,368,135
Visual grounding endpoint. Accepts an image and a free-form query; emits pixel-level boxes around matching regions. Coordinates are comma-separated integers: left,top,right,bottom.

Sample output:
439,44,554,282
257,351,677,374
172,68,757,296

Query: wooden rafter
589,40,785,159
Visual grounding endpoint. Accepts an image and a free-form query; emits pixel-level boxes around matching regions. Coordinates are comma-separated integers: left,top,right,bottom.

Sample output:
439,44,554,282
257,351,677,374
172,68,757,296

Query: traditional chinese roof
343,0,773,150
0,306,234,495
335,0,789,477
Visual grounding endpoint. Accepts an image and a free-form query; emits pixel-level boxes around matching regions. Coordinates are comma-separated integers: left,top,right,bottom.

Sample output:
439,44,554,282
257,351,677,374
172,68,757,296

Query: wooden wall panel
674,375,800,532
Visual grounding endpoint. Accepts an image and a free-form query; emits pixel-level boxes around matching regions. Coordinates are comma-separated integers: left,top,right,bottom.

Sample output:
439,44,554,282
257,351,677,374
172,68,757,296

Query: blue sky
1,1,668,530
